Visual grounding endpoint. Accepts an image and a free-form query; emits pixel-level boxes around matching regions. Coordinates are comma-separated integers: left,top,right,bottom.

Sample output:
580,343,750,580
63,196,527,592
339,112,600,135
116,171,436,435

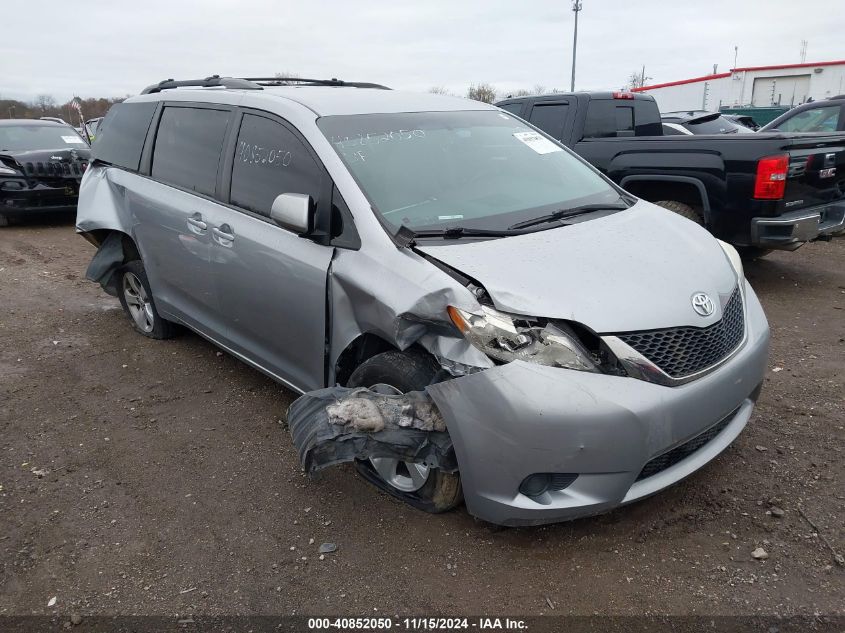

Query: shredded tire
348,350,464,513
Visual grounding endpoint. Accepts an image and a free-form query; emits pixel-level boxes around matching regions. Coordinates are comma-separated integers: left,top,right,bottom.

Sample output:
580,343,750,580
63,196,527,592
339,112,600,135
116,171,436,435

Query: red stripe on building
633,59,845,93
732,59,845,72
632,73,730,92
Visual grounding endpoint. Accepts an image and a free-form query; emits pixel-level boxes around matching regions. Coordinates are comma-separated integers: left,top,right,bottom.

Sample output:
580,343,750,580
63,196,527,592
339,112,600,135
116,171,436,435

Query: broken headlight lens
447,305,599,372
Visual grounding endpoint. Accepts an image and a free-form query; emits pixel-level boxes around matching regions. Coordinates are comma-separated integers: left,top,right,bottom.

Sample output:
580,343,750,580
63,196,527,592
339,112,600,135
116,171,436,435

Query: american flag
70,97,83,115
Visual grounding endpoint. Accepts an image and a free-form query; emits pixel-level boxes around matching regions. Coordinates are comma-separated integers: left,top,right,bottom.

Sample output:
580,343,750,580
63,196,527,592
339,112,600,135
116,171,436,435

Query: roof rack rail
243,77,391,90
141,75,264,94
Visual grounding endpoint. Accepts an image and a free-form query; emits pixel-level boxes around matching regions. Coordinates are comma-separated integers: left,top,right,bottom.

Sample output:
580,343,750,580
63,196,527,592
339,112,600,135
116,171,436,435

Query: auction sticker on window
62,136,86,144
512,131,561,154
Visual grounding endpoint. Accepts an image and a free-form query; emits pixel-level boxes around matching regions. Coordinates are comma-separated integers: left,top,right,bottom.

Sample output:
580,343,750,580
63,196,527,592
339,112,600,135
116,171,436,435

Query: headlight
447,305,599,372
717,239,744,282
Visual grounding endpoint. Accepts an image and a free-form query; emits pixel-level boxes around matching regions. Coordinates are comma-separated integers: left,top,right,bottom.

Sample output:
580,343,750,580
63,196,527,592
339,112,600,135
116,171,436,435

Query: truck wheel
654,200,703,226
347,350,463,514
736,246,772,260
116,259,179,340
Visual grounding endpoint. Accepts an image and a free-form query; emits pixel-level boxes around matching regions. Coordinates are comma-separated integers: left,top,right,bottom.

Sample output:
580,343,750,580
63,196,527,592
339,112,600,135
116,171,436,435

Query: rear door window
615,106,634,136
776,105,842,132
229,113,323,217
528,103,570,141
151,106,230,196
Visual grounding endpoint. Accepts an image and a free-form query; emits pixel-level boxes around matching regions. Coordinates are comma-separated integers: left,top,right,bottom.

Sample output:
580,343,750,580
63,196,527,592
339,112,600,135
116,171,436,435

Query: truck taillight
754,154,788,200
612,91,634,99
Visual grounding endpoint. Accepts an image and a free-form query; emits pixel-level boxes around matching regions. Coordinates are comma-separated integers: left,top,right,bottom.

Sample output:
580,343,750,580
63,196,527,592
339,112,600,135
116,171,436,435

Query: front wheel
347,350,463,514
116,259,179,339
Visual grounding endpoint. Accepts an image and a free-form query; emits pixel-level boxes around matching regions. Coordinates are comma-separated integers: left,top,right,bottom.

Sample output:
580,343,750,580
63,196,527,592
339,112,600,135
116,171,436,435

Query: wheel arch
82,229,142,296
620,175,712,224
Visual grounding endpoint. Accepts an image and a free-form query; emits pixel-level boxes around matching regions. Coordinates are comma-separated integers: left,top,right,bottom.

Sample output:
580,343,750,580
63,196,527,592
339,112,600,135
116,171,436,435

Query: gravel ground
1,219,843,617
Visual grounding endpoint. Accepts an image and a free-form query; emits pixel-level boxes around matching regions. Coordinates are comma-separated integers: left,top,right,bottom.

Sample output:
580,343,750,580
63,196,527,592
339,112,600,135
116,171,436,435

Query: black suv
0,119,90,226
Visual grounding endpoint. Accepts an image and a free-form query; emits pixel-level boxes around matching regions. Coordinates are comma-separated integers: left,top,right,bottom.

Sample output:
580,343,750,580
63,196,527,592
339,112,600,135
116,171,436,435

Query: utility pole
733,46,738,69
571,0,582,92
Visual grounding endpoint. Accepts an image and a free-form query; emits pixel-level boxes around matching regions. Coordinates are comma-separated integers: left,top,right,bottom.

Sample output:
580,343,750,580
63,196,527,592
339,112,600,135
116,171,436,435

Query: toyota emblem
691,292,715,317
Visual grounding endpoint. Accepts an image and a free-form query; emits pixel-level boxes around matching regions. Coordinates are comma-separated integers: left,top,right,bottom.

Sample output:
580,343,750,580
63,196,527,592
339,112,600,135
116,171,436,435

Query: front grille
23,160,85,179
618,287,744,379
636,407,739,481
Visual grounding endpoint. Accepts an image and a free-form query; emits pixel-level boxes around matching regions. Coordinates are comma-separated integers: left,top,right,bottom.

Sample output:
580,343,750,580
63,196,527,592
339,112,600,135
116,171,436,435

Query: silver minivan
77,76,770,526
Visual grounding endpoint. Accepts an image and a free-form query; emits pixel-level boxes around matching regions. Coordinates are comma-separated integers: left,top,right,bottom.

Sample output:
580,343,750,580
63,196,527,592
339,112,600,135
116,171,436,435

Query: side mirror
270,193,313,234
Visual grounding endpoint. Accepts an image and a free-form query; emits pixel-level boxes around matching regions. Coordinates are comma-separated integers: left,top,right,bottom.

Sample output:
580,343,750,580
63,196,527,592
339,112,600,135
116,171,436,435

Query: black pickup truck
0,119,90,227
495,92,845,254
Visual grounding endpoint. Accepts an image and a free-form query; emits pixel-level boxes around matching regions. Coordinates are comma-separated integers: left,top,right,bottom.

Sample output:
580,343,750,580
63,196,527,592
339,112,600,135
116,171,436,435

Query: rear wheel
654,200,703,225
116,259,179,340
347,350,463,514
736,246,772,260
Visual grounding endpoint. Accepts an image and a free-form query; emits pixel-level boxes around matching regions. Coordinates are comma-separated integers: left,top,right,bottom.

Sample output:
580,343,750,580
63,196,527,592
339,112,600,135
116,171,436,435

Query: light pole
571,0,582,92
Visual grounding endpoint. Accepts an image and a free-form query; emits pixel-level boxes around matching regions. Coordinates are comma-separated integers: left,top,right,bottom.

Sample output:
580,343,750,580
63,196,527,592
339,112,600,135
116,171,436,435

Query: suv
661,111,755,135
77,76,770,526
0,119,90,226
761,95,845,133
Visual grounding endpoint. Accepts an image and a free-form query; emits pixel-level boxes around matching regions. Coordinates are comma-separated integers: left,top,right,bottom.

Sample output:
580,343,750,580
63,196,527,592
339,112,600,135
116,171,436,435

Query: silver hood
417,201,739,333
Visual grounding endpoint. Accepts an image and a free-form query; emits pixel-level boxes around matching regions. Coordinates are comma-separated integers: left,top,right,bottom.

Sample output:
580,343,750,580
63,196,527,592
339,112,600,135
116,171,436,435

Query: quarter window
93,102,158,171
151,106,230,196
229,114,322,217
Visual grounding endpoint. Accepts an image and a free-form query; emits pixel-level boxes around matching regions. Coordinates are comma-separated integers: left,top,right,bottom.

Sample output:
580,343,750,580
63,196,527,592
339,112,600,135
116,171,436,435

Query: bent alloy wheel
366,383,432,493
347,350,463,513
116,259,179,340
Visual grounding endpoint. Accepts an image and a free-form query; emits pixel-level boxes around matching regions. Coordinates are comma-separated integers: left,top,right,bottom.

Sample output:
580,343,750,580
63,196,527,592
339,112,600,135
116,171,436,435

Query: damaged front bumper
289,283,770,527
0,183,80,217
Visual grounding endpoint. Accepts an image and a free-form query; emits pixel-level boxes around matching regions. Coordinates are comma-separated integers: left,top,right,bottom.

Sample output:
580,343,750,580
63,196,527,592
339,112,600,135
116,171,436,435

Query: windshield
318,110,625,233
0,125,88,151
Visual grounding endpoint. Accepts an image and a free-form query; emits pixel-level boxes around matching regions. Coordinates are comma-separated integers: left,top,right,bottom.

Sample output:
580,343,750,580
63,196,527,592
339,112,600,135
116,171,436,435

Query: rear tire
347,350,463,514
736,246,772,260
654,200,704,225
116,259,179,340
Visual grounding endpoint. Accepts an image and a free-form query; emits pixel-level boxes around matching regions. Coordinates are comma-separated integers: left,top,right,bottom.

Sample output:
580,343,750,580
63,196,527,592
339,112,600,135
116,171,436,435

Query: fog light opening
519,473,578,498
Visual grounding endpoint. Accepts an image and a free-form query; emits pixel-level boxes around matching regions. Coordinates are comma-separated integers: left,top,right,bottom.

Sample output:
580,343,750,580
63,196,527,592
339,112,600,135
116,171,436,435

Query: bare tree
429,86,453,96
273,71,303,85
626,70,652,90
36,94,56,112
532,84,547,95
467,83,497,104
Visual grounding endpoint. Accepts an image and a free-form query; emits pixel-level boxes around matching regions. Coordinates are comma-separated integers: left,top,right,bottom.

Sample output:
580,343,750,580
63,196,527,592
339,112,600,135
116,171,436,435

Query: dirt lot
1,220,843,618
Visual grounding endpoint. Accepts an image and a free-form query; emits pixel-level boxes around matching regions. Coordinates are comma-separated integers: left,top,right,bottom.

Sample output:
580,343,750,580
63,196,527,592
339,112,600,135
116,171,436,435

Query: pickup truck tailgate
782,135,845,210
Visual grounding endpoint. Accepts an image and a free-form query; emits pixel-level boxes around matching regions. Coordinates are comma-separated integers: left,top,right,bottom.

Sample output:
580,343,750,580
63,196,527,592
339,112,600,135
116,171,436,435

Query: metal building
632,60,845,113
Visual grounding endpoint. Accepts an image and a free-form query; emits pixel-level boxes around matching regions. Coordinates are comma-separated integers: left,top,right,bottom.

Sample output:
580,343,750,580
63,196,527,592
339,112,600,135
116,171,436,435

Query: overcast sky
1,0,841,103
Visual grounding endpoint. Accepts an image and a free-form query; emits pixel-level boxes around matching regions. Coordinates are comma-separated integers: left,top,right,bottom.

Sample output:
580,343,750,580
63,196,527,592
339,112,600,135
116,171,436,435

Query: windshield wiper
395,225,526,246
507,203,628,230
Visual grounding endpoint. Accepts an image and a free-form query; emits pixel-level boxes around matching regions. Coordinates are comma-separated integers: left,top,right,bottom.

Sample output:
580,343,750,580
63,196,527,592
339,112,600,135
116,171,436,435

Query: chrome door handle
187,214,207,232
212,225,235,243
